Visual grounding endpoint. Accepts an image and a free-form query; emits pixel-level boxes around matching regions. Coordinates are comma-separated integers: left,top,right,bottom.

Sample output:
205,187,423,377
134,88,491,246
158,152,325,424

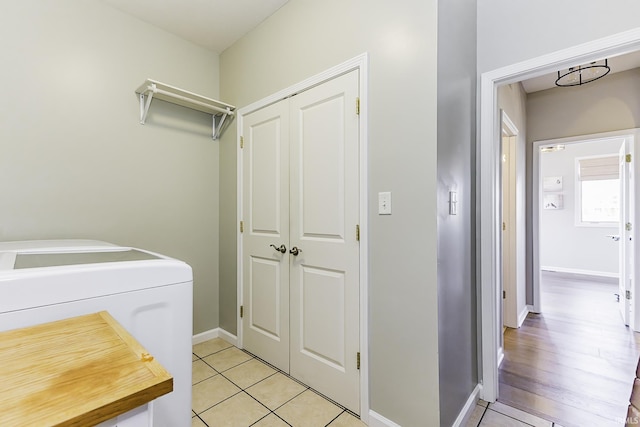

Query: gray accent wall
219,0,442,424
1,0,221,334
436,0,478,426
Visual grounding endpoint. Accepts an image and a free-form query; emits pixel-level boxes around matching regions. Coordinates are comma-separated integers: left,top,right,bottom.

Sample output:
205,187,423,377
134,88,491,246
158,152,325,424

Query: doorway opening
496,133,638,424
479,28,640,404
533,133,636,326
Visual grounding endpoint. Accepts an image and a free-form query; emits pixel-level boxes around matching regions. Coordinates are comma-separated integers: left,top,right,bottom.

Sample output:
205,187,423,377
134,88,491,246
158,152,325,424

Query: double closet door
241,70,360,413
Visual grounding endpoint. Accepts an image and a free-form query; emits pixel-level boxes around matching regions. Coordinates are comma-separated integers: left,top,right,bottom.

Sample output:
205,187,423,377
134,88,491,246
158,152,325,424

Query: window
577,155,619,224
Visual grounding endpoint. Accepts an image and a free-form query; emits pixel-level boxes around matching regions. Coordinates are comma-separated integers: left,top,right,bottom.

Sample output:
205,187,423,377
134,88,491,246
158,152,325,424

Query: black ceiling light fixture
555,59,611,87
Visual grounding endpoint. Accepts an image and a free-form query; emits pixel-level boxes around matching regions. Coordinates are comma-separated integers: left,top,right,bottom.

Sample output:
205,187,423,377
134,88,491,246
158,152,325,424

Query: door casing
236,53,369,422
479,28,640,402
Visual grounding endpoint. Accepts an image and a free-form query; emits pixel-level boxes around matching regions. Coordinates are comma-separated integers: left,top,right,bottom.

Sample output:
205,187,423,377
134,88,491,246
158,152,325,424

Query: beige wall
219,0,440,424
498,83,529,308
527,69,640,141
0,0,221,334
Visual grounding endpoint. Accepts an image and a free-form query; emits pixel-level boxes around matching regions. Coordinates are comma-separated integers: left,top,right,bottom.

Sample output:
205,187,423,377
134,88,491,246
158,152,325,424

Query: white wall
477,2,640,73
539,140,621,276
0,0,221,334
219,0,441,425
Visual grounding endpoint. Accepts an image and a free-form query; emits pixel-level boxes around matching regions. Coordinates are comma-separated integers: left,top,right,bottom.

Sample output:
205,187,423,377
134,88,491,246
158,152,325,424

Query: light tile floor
192,338,366,427
192,338,560,427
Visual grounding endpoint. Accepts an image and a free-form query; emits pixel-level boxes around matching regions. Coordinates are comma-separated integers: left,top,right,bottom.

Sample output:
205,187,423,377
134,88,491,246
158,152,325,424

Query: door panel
242,100,290,372
299,265,346,369
250,119,284,234
289,70,360,413
299,95,346,240
249,256,283,340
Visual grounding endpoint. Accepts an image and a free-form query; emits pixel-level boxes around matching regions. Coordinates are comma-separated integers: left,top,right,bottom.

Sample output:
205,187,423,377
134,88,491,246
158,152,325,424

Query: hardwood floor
499,271,640,427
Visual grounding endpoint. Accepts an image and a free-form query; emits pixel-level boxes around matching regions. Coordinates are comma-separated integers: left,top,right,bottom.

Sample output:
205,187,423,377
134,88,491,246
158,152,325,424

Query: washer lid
14,250,160,269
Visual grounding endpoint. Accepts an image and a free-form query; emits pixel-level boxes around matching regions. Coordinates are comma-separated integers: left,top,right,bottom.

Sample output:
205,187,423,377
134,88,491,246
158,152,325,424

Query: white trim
517,305,529,328
452,384,483,427
532,140,542,314
541,266,618,279
497,347,504,368
191,328,238,347
368,410,402,427
218,328,238,346
192,328,238,347
501,111,519,136
236,53,370,421
192,328,219,345
480,27,640,403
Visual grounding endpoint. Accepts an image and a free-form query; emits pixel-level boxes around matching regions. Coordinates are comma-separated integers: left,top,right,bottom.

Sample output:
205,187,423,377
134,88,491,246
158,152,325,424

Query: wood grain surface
0,311,172,426
499,272,640,427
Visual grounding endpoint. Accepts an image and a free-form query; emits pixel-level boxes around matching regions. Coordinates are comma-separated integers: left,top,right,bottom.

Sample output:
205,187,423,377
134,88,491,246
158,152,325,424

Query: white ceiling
100,0,289,53
98,2,640,91
521,50,640,93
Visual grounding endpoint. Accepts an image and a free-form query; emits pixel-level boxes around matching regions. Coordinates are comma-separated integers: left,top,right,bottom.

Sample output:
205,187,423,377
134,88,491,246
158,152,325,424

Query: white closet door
288,70,360,413
242,99,290,372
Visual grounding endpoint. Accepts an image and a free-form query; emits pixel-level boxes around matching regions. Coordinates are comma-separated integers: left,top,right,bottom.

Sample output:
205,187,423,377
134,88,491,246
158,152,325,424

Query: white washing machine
0,240,193,427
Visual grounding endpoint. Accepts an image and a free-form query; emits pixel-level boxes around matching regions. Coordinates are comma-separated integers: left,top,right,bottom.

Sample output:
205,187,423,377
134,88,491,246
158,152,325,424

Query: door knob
289,246,302,256
270,244,287,254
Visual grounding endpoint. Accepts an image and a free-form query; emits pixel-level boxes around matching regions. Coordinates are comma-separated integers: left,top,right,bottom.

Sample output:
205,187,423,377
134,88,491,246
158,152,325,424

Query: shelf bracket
213,108,231,140
139,83,156,125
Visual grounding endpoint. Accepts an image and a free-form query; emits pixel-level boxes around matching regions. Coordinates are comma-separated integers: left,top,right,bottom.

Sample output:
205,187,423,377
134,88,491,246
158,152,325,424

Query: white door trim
236,53,370,421
479,28,640,402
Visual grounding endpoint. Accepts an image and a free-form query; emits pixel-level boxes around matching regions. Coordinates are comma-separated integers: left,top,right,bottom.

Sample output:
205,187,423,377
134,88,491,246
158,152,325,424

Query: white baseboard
368,410,402,427
517,305,529,328
541,266,618,279
192,327,238,346
192,328,219,345
218,328,238,346
452,384,482,427
368,386,482,427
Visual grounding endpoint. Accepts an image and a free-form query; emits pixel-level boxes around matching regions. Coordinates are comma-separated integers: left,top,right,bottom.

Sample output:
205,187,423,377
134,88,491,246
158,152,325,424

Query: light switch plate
378,192,391,215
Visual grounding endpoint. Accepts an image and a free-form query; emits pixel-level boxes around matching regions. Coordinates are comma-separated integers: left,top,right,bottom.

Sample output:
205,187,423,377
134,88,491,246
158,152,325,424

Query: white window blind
578,156,619,181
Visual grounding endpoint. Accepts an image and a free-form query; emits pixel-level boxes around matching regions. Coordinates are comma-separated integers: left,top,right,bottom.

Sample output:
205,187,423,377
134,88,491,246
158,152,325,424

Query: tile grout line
324,409,347,426
193,341,362,425
476,404,489,426
194,413,209,427
195,389,244,416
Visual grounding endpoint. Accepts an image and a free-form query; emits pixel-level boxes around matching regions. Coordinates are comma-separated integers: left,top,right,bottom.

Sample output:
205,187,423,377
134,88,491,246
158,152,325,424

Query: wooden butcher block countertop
0,311,173,427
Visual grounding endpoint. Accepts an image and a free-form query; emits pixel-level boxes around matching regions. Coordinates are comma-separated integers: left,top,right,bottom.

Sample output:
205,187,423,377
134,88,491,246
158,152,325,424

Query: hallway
499,271,640,426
